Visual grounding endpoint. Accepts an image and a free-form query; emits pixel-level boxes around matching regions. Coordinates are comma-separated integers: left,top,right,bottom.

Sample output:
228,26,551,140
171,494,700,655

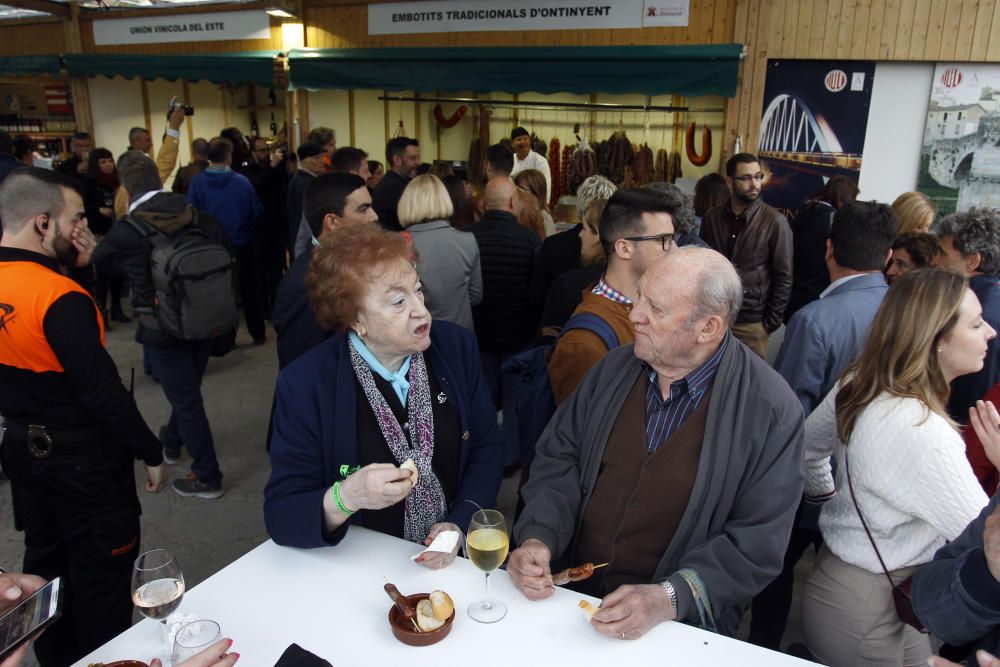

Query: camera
167,96,194,120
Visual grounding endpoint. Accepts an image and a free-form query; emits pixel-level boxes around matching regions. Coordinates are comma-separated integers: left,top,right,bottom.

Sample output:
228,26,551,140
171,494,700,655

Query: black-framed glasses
623,232,674,251
732,172,767,183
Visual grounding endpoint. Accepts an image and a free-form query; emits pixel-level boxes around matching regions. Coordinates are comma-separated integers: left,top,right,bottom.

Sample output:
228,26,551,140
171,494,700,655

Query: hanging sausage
685,122,713,167
547,136,561,209
654,148,668,182
567,139,596,196
632,143,654,186
433,104,468,128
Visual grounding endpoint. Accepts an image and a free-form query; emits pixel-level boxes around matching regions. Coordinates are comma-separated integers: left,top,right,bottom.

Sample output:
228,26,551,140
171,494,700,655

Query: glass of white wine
466,508,509,623
132,549,186,661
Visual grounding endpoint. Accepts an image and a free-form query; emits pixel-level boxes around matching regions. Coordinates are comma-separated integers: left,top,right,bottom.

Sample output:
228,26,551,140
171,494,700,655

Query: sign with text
642,0,690,27
93,10,271,45
369,0,690,34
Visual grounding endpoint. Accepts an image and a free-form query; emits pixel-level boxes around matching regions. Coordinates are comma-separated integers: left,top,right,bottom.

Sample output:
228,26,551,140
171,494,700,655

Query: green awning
64,51,279,87
0,55,62,77
288,45,743,97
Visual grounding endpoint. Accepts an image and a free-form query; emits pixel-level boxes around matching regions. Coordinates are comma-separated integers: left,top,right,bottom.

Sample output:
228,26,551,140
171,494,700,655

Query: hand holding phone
0,575,59,666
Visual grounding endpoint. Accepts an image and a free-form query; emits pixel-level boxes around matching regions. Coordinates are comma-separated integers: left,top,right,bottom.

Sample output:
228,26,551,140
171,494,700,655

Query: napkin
410,530,461,560
273,643,332,667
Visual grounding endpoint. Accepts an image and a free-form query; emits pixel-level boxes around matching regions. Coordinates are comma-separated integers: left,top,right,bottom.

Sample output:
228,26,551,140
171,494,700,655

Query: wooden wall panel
0,20,65,55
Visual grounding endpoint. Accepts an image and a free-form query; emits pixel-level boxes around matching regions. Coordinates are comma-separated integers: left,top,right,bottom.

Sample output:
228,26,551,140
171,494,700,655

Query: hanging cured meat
654,148,668,182
531,132,547,157
667,149,682,183
632,143,654,186
468,106,492,186
557,143,573,207
547,137,561,209
685,122,713,167
604,131,634,185
433,104,468,128
567,140,596,196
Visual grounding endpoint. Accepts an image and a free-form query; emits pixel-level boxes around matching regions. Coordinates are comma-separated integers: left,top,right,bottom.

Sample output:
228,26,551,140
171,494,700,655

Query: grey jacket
514,337,805,636
408,219,483,331
913,491,1000,664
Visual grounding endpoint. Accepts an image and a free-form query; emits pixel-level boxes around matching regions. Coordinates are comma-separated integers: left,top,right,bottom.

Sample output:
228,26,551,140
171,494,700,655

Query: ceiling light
265,6,295,18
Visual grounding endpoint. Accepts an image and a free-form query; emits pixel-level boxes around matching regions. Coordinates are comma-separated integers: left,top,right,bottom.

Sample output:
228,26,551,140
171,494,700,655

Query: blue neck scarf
348,331,412,405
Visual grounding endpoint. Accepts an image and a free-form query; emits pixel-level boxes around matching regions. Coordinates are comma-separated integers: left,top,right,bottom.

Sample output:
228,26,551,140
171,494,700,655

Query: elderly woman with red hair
264,225,503,567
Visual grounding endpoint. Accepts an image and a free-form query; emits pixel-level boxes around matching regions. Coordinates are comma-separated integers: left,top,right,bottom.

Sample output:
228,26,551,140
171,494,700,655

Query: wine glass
466,509,509,623
132,549,185,660
172,620,221,664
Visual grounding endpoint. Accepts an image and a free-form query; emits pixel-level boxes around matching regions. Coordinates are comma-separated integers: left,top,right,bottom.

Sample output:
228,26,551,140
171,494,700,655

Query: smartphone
0,577,62,661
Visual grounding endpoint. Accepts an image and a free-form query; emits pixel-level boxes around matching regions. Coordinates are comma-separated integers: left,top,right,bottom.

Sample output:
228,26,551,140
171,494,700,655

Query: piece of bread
578,599,599,621
429,590,454,620
400,458,419,486
416,599,446,632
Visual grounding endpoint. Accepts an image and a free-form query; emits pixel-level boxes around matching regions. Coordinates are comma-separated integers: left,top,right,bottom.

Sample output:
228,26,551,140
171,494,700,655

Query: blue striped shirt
643,333,730,452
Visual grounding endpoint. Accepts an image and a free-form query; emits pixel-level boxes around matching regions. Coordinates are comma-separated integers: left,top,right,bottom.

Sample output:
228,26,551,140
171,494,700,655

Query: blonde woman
802,268,993,666
892,191,937,235
398,174,482,331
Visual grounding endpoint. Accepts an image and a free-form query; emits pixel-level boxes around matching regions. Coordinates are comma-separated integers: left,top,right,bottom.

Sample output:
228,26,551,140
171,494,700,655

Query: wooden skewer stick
592,562,610,569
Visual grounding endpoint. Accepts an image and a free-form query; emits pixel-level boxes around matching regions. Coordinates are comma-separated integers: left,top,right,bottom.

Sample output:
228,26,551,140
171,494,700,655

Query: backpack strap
560,312,620,350
122,213,169,248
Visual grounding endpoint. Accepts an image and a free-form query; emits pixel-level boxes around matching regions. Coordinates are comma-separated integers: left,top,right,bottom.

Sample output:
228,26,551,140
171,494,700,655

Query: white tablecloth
76,526,814,666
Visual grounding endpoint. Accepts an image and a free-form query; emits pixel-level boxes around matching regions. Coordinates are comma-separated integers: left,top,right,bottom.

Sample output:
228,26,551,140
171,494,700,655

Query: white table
77,527,815,666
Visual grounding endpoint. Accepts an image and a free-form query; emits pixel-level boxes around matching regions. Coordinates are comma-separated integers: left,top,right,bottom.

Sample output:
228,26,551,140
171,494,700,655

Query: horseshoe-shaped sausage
685,122,712,167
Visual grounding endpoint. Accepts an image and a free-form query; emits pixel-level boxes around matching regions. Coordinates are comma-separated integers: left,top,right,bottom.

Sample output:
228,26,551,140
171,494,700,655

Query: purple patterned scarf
349,340,447,543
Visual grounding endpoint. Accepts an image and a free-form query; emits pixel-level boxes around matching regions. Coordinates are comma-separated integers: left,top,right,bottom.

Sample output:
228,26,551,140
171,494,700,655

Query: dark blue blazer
949,273,1000,422
264,320,504,548
775,272,888,416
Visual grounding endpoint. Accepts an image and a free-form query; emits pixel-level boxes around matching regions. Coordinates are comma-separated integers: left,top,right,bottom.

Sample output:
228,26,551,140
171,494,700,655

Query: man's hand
269,147,284,169
0,572,47,667
507,538,553,600
70,220,95,268
929,650,1000,667
168,107,185,131
76,160,87,175
144,463,168,493
590,583,676,640
415,522,461,570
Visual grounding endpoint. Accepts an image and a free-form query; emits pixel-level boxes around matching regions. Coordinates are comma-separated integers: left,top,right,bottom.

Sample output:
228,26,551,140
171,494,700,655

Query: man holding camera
112,104,186,219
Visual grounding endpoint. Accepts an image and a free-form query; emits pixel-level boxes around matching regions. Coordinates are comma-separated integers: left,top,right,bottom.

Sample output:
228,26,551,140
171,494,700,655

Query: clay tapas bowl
388,593,455,647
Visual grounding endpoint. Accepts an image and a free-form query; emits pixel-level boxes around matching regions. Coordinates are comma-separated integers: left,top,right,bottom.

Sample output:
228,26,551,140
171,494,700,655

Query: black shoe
172,475,224,499
163,446,182,465
111,311,132,324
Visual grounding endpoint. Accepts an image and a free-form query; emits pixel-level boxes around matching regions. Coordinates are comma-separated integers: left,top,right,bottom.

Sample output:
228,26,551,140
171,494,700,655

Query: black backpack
125,212,237,341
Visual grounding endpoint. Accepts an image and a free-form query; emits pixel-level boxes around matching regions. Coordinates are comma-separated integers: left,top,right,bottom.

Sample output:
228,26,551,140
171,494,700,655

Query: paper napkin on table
410,530,461,560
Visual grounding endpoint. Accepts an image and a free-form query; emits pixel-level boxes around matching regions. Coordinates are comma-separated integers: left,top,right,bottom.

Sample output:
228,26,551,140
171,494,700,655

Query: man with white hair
509,247,805,639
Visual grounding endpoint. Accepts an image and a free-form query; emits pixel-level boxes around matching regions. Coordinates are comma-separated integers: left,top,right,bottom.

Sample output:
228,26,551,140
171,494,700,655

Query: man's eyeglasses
732,172,767,183
623,232,675,251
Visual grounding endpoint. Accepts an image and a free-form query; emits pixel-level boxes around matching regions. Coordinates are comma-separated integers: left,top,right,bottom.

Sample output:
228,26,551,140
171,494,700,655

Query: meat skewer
552,561,609,586
384,583,421,632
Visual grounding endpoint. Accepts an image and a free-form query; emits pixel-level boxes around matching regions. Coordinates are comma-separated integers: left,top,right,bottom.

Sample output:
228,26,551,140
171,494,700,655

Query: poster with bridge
920,63,1000,216
757,59,875,220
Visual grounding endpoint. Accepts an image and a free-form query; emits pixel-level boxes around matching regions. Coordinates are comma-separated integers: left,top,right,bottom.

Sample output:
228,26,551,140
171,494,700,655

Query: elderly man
935,208,1000,423
509,246,804,639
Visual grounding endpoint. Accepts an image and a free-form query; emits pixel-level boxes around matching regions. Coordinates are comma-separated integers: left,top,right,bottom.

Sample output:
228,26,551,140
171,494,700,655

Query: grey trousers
802,545,931,667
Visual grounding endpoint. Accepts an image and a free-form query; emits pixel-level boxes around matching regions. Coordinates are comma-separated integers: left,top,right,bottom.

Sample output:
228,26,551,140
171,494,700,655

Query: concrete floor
0,316,811,664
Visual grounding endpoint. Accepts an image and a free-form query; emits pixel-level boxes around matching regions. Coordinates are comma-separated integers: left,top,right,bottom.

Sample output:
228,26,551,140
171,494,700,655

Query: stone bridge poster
920,63,1000,216
757,59,875,219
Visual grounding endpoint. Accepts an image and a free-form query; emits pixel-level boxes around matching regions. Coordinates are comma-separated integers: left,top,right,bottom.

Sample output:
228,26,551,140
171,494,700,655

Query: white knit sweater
804,385,988,573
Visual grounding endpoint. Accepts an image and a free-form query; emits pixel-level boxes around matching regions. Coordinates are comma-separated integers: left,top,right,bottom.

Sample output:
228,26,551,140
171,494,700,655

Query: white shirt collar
128,189,167,213
819,273,865,299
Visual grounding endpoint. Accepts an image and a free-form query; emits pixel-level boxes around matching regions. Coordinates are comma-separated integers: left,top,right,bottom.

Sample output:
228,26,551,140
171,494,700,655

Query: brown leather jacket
700,198,793,332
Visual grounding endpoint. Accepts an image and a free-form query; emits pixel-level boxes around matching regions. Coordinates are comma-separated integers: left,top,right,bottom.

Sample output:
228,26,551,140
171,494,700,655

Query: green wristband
332,481,355,516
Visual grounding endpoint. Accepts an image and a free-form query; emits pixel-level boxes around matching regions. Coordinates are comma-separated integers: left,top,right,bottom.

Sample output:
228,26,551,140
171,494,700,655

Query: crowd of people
1,112,1000,667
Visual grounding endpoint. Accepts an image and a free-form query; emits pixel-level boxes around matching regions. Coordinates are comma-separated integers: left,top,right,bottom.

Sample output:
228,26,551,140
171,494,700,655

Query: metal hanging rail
377,94,724,114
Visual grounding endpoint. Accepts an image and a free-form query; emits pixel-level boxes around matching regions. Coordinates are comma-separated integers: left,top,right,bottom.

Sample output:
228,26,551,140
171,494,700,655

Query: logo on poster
824,70,847,93
942,67,964,88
